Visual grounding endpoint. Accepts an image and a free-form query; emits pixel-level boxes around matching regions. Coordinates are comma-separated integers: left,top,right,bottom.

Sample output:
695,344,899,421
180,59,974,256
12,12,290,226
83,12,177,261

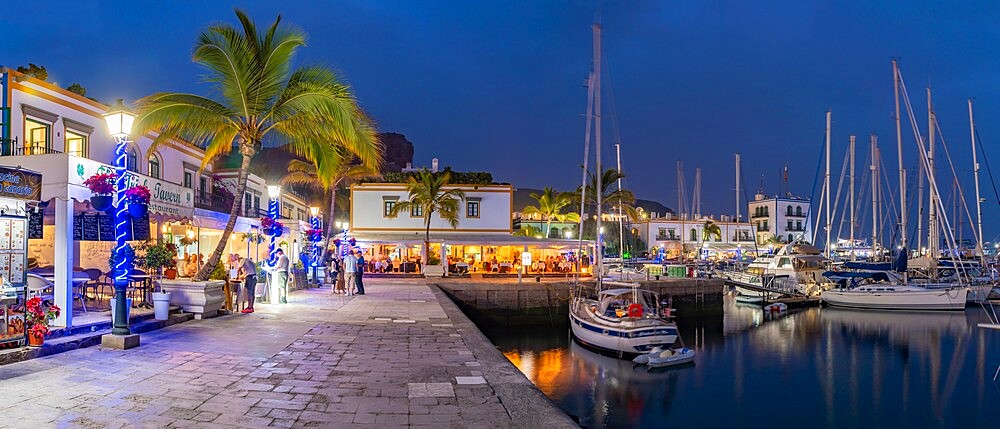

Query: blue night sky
3,1,1000,241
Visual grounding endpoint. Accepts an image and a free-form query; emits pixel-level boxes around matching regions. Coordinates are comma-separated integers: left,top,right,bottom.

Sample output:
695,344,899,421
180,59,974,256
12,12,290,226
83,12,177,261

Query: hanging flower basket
90,195,113,212
129,203,148,218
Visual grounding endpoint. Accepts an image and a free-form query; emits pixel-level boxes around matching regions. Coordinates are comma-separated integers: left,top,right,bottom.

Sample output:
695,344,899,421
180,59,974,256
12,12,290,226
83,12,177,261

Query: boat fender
627,304,644,318
632,354,650,364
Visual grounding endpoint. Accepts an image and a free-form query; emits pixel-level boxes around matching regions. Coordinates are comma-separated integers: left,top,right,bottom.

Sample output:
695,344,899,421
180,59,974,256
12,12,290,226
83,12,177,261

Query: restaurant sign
0,165,42,201
70,158,193,217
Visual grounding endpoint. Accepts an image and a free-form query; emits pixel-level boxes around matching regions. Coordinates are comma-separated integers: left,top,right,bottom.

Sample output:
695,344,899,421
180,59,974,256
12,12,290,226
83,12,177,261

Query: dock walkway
0,280,575,428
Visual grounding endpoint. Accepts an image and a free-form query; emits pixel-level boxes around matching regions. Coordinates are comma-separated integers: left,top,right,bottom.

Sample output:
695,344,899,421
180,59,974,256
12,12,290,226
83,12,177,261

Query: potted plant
138,240,177,320
25,296,60,347
83,172,116,212
124,185,151,218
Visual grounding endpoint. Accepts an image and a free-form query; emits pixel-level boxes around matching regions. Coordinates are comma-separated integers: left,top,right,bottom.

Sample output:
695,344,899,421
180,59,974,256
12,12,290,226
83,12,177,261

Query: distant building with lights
747,193,813,244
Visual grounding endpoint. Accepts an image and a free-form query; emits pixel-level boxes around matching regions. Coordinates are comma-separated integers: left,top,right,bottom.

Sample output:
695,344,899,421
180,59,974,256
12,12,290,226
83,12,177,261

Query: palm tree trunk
545,218,552,238
194,145,255,281
423,214,431,265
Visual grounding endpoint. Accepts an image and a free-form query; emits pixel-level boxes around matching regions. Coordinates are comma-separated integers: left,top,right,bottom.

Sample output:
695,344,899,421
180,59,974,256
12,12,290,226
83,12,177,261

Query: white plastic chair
25,273,55,303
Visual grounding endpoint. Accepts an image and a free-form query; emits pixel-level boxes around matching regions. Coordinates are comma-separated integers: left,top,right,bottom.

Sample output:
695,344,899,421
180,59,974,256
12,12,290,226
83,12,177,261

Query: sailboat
569,24,680,357
819,60,972,311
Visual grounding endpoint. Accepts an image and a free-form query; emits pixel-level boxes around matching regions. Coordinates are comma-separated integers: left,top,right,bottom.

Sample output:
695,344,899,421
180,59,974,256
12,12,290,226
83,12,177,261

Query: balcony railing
6,142,64,156
751,212,769,219
194,190,236,214
655,235,680,241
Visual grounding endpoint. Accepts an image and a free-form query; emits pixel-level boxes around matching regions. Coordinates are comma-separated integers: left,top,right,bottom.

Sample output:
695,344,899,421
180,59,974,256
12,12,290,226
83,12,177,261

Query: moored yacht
570,285,679,356
721,242,832,298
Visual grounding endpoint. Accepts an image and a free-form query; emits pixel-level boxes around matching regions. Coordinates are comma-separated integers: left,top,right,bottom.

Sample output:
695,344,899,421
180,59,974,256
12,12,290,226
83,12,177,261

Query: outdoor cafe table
128,274,157,308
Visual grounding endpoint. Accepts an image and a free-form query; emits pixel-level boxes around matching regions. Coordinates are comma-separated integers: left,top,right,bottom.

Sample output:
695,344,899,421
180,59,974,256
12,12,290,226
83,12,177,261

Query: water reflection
484,297,1000,428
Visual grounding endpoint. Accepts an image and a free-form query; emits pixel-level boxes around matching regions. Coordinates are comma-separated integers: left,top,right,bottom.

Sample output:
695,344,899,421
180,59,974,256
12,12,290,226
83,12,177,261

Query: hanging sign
0,166,42,201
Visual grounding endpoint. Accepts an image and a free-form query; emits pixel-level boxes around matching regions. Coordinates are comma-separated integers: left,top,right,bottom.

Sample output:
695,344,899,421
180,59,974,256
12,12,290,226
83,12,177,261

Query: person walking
238,255,257,313
271,248,290,304
355,250,366,295
343,250,359,296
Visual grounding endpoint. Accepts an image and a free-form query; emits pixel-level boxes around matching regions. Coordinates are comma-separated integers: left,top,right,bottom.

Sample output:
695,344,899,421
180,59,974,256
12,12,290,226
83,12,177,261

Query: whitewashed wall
351,184,512,232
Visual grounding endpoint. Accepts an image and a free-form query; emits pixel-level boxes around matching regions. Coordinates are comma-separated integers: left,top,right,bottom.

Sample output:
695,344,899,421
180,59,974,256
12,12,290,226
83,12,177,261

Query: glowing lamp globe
104,99,136,138
267,185,281,199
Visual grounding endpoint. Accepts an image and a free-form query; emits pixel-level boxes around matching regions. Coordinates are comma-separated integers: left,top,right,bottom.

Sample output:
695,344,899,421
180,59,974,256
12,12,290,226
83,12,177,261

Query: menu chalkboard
81,214,99,241
28,210,43,239
131,213,150,241
97,214,114,241
73,215,83,240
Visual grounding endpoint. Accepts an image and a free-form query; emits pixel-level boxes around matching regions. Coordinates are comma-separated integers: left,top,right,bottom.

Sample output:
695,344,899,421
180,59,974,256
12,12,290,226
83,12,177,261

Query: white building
747,193,812,244
349,182,578,275
0,67,311,327
635,214,755,259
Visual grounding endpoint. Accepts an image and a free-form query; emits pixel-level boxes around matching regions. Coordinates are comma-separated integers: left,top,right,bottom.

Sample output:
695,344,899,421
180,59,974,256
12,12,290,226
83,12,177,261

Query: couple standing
333,249,366,295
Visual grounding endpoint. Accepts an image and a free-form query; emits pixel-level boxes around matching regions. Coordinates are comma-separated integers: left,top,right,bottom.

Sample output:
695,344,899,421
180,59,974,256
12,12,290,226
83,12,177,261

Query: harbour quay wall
436,278,725,326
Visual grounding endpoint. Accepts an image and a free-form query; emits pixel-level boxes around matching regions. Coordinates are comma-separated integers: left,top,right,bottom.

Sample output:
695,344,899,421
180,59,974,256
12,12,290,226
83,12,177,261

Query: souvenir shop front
0,166,42,348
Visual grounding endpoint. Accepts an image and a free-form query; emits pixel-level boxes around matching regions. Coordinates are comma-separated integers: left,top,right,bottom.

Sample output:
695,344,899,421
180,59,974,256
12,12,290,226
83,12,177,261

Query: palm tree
579,168,638,221
389,170,465,265
134,10,381,281
282,149,378,261
701,219,722,247
522,187,580,238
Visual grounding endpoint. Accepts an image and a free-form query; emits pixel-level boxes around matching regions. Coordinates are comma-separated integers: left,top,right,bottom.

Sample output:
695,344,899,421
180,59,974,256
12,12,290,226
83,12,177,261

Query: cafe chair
25,273,55,306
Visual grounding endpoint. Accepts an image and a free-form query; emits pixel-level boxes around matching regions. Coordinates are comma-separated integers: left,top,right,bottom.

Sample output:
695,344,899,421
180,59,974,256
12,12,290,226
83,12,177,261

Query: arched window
690,228,697,241
126,147,138,173
796,206,803,216
148,153,161,179
786,206,793,216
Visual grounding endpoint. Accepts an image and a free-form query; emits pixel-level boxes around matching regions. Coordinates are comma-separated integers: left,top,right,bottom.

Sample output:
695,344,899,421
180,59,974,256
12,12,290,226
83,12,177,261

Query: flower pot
128,202,148,218
152,292,171,320
110,297,133,326
262,227,274,236
90,195,113,212
27,330,44,347
164,268,177,280
162,279,225,319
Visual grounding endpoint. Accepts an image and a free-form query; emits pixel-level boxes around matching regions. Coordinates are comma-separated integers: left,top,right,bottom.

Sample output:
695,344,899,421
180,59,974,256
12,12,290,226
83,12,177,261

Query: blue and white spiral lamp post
309,206,321,284
103,99,138,346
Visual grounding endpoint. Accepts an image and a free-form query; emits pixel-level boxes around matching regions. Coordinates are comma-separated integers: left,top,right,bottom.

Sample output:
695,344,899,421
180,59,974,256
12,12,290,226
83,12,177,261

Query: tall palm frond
133,8,382,280
389,170,465,264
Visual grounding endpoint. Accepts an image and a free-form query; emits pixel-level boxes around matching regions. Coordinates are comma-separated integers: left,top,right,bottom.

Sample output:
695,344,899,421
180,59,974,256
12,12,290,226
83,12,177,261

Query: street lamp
266,185,281,265
308,206,321,283
103,99,136,339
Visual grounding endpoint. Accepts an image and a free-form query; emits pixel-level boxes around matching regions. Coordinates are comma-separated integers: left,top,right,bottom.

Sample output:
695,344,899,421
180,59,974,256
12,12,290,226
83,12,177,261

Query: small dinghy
763,302,787,313
632,346,696,368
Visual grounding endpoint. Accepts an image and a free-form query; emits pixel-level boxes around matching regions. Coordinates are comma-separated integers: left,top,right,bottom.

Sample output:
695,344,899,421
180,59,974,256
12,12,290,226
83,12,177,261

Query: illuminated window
24,118,50,154
384,201,397,217
466,201,480,218
148,154,161,179
65,130,88,157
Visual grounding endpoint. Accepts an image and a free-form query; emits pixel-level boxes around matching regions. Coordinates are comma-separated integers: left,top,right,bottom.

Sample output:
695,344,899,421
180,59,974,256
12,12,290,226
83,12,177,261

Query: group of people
230,248,291,313
327,249,366,295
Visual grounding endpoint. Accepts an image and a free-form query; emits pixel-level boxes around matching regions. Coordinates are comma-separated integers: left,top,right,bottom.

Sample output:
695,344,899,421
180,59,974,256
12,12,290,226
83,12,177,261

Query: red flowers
83,172,116,195
124,185,151,204
25,296,60,336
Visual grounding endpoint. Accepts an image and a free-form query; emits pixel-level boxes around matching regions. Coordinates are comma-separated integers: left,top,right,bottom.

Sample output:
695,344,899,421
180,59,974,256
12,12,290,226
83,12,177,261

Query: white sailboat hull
569,304,678,355
821,287,968,311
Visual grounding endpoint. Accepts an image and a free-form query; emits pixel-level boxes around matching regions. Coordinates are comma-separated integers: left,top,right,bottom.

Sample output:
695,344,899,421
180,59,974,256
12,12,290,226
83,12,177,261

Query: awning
351,232,582,249
192,208,258,233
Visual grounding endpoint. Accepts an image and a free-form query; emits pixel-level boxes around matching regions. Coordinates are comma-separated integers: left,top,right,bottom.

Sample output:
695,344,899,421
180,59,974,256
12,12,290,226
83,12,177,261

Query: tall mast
917,149,924,251
694,167,702,218
871,135,879,261
969,99,985,261
735,153,742,222
615,142,625,264
927,88,938,258
825,111,832,256
849,135,856,261
593,23,603,279
893,60,907,250
576,72,594,281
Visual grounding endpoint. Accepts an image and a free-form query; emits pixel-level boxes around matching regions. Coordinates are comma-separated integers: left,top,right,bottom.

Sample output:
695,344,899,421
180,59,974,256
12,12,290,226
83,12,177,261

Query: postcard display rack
0,199,28,348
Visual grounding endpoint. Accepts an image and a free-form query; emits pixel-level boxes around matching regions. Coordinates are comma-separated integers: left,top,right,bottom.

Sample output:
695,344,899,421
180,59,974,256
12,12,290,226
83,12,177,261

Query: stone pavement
0,279,576,428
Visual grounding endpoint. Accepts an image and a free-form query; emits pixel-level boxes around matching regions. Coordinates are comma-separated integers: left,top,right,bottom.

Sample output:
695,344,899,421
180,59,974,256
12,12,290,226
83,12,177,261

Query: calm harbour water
480,296,1000,428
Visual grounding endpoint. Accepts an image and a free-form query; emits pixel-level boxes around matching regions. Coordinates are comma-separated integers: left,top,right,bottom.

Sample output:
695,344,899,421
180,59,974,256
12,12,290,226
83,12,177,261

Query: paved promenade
0,280,575,428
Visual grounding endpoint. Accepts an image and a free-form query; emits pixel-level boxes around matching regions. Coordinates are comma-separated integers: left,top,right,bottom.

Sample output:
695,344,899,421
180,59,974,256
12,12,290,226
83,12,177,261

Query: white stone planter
152,292,171,320
423,264,446,278
160,279,225,319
